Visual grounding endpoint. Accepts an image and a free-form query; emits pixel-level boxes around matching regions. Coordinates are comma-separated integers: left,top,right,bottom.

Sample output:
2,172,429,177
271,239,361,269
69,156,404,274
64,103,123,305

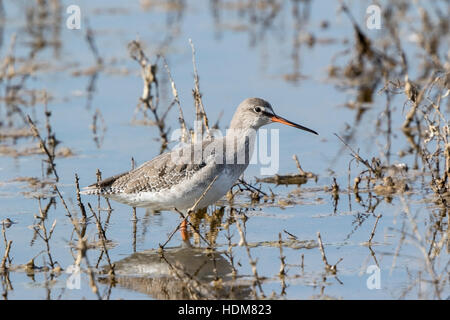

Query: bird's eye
254,106,262,113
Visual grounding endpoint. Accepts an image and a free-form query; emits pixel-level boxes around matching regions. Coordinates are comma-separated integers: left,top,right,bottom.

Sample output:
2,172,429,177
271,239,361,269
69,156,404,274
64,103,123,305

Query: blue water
0,0,447,299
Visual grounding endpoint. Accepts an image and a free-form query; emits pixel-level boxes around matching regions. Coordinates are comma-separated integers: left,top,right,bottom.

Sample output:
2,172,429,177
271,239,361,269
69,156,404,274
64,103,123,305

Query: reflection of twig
235,212,265,299
26,115,59,181
132,208,137,253
34,198,57,269
54,183,101,299
368,214,382,244
399,197,444,299
278,233,287,296
129,158,138,252
317,232,342,275
367,214,382,267
300,254,305,273
85,23,103,65
91,109,106,148
84,22,103,111
225,221,237,278
390,220,406,275
1,223,12,270
87,203,115,277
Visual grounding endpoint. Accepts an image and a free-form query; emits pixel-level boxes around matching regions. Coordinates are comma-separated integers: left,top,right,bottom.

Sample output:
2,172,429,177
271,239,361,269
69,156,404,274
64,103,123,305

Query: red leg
180,219,189,241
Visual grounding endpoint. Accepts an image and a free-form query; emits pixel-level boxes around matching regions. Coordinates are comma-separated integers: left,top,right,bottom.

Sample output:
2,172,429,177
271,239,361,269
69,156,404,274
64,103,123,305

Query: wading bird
81,98,317,213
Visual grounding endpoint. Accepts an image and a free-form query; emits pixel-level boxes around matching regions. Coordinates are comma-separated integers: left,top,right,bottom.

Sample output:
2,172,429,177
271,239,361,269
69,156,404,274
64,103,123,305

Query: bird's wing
81,139,219,195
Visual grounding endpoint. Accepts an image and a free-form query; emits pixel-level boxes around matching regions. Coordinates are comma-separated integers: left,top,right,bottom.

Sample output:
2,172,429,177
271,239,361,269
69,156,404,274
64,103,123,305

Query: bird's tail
79,186,103,195
79,171,128,195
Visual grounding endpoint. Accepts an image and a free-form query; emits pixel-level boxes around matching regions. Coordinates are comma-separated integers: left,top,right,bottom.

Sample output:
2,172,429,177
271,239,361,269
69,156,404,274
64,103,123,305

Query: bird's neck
226,127,258,143
225,128,257,165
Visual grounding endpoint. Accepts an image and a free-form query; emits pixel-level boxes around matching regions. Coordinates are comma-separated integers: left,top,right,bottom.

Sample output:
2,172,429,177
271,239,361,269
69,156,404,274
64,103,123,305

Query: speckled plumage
83,147,209,195
81,138,247,210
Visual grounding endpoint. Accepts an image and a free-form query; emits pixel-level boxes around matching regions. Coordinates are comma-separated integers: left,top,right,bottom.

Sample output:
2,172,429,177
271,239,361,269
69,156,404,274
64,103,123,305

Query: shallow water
0,0,448,299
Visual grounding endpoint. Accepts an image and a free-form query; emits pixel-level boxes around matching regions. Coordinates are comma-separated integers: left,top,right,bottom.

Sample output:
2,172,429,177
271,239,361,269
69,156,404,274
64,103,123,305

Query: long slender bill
271,115,318,135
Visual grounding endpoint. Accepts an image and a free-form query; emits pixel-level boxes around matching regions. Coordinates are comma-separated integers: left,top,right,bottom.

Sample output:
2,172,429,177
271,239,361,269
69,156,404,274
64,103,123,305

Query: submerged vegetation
0,0,448,300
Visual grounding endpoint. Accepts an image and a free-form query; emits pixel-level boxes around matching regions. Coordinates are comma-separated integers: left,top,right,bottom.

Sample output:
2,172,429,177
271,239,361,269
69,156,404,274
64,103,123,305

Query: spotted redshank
81,98,318,210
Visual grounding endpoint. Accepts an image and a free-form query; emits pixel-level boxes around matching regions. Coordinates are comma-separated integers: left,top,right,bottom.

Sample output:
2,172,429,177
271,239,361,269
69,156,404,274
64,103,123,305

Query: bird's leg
180,218,190,241
164,177,219,247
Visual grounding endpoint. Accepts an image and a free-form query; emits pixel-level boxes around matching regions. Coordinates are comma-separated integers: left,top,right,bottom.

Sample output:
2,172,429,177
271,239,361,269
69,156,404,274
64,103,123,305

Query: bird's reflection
101,208,251,299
